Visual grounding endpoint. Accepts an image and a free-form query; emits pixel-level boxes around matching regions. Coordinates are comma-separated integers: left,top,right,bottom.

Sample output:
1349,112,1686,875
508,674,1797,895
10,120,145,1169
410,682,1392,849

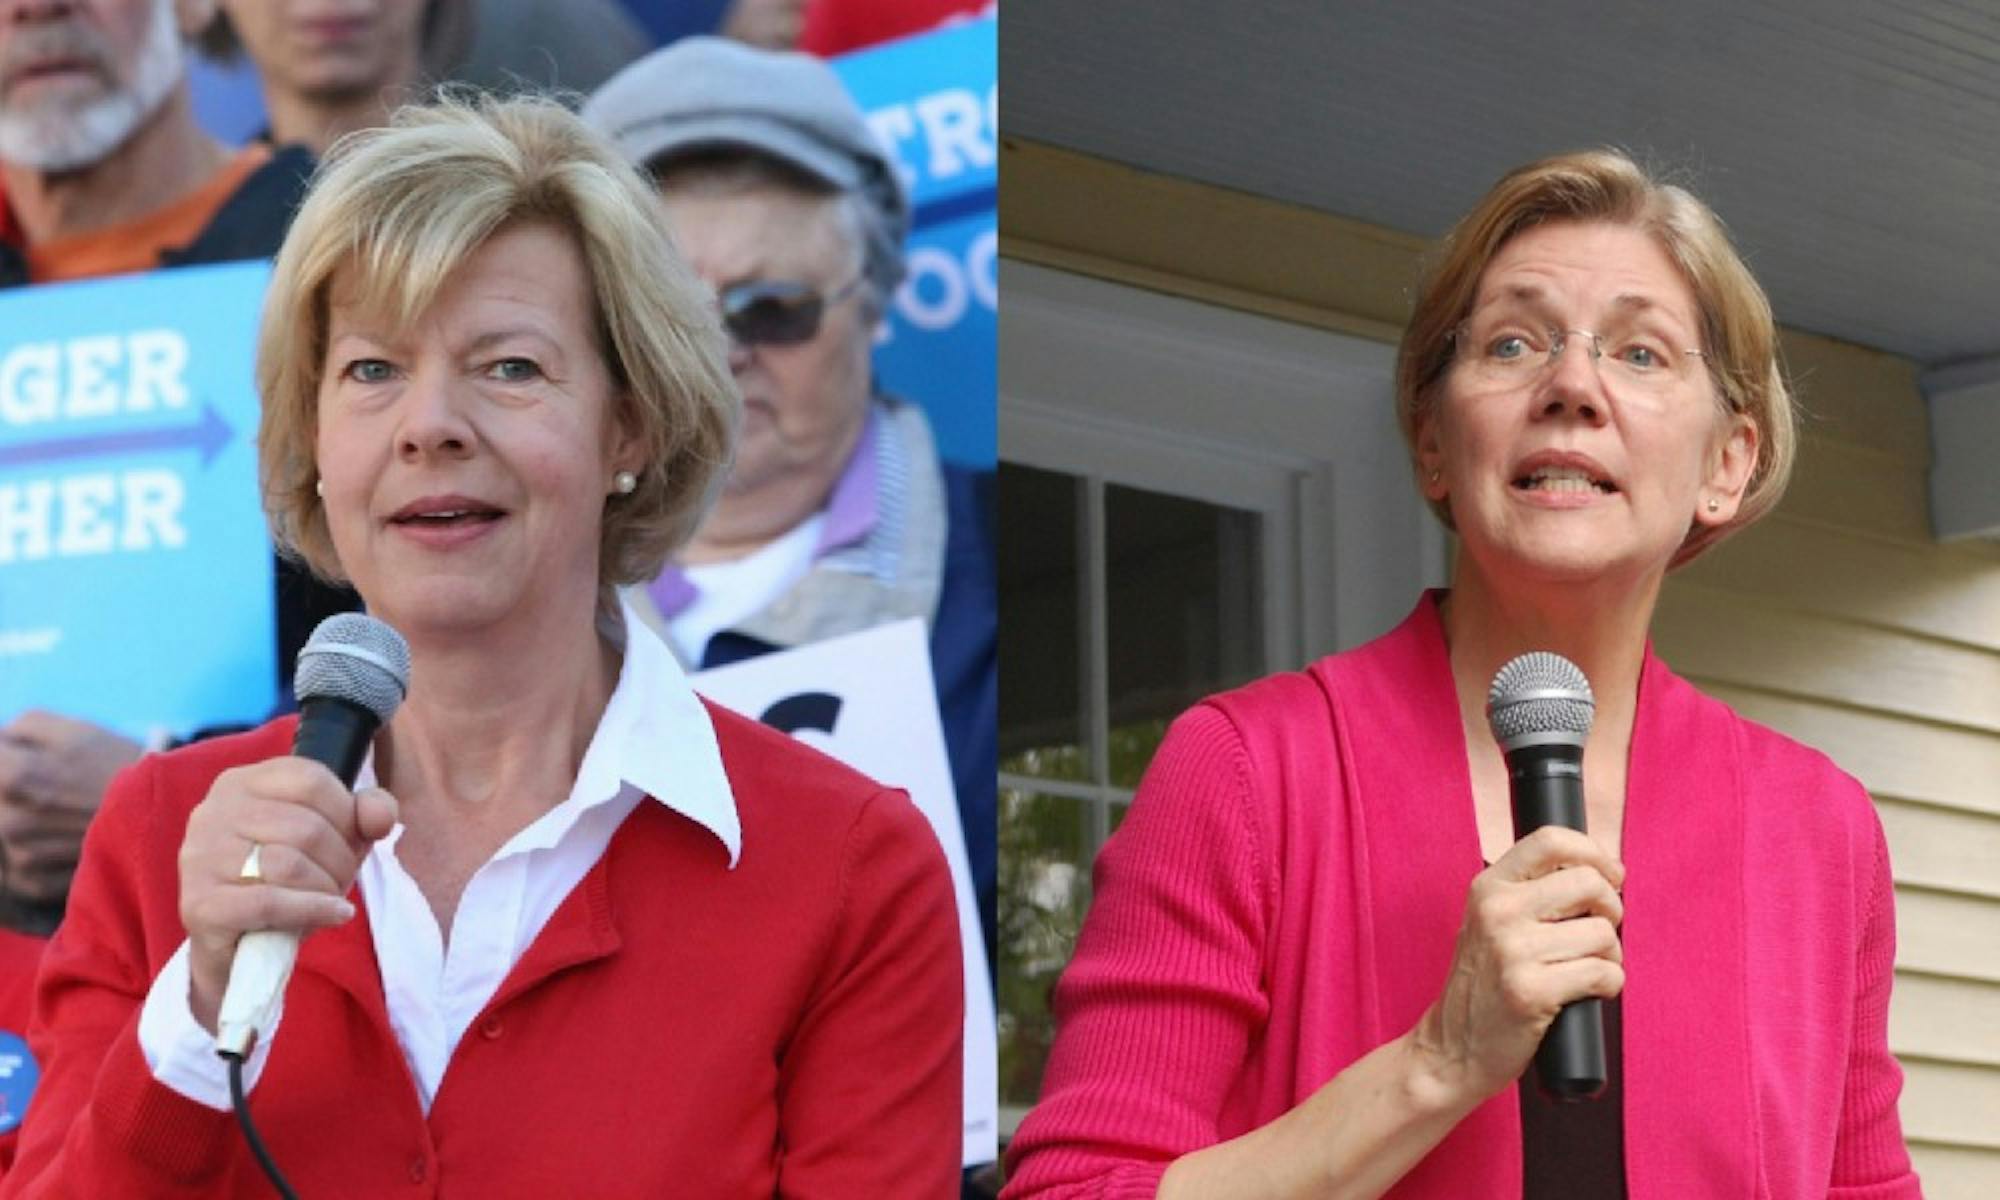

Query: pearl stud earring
614,471,637,495
1706,498,1720,513
314,479,324,499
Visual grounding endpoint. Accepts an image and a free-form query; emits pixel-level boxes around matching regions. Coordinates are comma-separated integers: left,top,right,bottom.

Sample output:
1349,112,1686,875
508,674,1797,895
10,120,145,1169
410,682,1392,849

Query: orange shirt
5,145,269,285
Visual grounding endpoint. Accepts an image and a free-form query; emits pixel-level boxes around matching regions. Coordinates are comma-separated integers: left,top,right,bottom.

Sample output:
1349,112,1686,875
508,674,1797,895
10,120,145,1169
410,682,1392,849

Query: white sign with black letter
693,618,997,1167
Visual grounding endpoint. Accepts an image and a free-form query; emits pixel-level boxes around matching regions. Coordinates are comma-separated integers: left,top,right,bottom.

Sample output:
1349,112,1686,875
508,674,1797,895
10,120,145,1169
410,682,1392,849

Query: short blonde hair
1395,148,1794,569
257,91,738,586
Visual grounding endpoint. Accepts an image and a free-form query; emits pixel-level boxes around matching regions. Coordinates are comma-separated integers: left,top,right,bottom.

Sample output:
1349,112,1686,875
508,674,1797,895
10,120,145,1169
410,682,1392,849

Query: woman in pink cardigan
1004,150,1921,1199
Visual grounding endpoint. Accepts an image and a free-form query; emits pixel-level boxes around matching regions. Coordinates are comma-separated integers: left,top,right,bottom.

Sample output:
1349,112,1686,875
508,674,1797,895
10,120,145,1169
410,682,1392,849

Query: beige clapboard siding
1900,1059,2000,1149
1874,800,2000,901
1897,888,2000,984
1682,513,2000,655
999,139,1423,341
1777,433,1998,558
1889,972,2000,1066
1653,585,2000,736
1778,331,1929,462
1781,432,1931,545
1908,1141,2000,1200
1697,685,2000,817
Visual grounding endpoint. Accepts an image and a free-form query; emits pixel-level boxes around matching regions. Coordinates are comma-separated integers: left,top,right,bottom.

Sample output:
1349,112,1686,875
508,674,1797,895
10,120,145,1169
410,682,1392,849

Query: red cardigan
1,703,962,1198
1005,594,1919,1198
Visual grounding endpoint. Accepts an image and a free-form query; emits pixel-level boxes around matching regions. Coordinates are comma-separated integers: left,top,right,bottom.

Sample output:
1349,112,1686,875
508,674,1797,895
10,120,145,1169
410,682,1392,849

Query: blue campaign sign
0,262,277,741
837,16,997,470
0,1028,36,1134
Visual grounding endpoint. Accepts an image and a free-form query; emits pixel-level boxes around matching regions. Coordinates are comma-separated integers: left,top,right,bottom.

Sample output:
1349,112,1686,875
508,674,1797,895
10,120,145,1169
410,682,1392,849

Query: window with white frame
995,260,1441,1136
997,460,1282,1116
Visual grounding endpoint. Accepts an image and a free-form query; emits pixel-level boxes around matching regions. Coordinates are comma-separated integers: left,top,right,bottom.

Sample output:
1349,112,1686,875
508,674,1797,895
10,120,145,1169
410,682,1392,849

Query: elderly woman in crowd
584,38,998,970
1003,150,1919,1198
4,95,961,1198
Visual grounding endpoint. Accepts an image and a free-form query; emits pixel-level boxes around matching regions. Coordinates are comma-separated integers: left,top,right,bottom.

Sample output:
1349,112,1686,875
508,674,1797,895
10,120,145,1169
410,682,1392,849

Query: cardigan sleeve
1002,703,1274,1199
0,758,246,1199
1826,815,1922,1198
775,786,963,1198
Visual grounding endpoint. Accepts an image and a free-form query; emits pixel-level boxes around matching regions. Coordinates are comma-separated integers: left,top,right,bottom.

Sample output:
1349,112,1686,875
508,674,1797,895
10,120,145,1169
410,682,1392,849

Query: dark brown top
1520,996,1627,1197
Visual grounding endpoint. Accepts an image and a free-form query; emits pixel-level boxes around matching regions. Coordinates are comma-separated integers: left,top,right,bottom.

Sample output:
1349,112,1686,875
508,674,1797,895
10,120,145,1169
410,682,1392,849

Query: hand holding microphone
177,615,408,1052
1487,651,1617,1100
1408,652,1626,1106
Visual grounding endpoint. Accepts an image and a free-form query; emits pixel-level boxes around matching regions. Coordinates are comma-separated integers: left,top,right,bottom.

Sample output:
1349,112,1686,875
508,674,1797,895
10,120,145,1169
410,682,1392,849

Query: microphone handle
215,932,299,1058
214,698,379,1057
290,697,378,789
1507,742,1607,1101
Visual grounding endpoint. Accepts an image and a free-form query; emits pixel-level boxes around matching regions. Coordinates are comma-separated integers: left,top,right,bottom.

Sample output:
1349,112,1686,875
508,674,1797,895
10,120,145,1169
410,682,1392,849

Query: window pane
1108,718,1171,792
1110,797,1133,836
1104,485,1264,788
999,464,1089,782
997,787,1093,1108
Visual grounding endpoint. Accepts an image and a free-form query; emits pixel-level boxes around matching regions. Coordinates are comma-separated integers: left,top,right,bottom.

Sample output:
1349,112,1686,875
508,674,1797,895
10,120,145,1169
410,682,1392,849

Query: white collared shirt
137,603,740,1112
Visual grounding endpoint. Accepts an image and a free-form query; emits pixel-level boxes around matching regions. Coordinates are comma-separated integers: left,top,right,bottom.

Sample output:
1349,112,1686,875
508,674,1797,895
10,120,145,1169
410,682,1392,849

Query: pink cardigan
1005,594,1919,1198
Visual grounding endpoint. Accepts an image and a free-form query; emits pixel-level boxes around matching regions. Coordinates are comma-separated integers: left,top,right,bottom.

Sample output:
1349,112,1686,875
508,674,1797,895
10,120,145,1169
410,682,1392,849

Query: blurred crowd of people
0,0,996,1191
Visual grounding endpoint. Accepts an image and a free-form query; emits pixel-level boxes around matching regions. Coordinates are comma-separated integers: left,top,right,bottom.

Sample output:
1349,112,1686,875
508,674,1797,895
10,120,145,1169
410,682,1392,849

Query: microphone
1486,651,1604,1101
215,613,410,1058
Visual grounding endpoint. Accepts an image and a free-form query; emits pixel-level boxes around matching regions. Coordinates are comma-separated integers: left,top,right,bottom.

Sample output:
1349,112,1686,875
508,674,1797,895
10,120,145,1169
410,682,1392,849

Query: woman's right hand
1408,825,1626,1106
176,757,398,1033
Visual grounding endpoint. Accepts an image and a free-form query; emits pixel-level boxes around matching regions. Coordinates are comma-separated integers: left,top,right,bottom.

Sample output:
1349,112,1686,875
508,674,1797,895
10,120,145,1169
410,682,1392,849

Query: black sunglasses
719,276,865,347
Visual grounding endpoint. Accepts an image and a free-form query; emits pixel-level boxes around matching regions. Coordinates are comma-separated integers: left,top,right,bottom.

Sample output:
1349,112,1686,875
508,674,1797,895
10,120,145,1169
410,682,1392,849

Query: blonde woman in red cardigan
1004,151,1919,1199
3,95,961,1198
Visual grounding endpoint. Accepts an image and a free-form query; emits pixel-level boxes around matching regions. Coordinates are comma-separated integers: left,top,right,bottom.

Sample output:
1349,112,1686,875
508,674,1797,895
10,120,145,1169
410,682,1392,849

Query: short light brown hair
1395,148,1794,569
257,91,738,587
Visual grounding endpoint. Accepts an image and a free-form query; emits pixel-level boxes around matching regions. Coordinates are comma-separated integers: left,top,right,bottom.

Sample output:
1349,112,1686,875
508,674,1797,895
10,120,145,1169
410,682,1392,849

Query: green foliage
995,787,1088,1106
993,719,1168,1106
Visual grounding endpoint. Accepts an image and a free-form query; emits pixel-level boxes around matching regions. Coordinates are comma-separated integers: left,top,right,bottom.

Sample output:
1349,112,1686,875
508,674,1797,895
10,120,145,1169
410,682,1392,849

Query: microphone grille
1486,651,1594,749
294,613,410,725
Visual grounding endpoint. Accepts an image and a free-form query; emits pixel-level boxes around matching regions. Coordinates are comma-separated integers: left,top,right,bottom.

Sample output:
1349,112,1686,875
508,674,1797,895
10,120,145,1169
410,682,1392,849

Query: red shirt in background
0,929,36,1028
0,926,45,1182
799,0,992,55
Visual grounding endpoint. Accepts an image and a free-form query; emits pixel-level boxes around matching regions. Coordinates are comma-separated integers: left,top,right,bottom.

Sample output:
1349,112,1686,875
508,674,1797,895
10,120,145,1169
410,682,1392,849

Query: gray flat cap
582,35,909,252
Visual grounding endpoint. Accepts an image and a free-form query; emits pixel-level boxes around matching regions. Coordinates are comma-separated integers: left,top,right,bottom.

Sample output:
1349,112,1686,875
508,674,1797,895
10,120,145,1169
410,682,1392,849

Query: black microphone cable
222,1048,300,1200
